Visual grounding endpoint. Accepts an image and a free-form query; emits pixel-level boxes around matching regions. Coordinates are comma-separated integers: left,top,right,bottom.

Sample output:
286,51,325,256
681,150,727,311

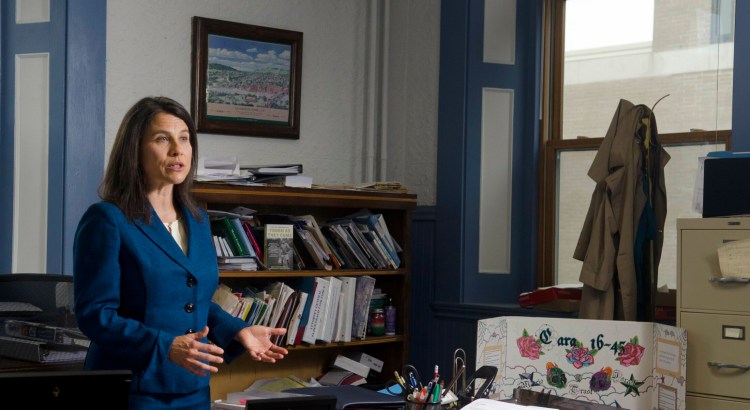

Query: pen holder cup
405,399,451,410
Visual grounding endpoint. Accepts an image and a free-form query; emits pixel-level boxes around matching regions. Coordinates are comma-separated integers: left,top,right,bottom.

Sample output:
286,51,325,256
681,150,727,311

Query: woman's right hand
168,326,225,376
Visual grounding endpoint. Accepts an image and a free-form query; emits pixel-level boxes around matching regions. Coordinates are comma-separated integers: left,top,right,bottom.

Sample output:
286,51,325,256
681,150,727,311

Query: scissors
402,364,422,391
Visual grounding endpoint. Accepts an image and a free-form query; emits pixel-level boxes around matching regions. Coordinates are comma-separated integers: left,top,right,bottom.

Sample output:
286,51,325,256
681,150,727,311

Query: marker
425,381,435,404
433,383,442,403
434,365,439,382
418,386,427,403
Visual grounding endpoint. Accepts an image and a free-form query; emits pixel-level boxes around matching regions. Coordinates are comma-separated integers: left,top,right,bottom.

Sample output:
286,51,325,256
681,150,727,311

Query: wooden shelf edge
219,268,407,278
282,335,405,350
192,183,417,209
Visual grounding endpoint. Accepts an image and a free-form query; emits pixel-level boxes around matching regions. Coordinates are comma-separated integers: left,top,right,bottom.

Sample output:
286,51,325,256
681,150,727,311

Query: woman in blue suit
73,96,288,409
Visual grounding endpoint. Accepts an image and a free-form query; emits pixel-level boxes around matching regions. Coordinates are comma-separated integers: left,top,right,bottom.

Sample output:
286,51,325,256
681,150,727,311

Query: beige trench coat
573,99,670,321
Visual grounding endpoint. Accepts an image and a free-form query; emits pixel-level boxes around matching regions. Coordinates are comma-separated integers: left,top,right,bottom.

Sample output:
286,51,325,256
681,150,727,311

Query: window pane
556,149,595,285
562,0,734,139
556,144,724,288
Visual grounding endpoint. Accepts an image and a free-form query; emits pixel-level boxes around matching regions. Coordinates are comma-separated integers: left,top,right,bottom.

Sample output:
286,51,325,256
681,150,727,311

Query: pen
443,364,465,397
409,372,420,390
393,370,407,392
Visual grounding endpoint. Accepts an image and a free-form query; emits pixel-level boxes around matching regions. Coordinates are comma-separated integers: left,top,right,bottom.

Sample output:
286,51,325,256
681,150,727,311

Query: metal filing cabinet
677,218,750,409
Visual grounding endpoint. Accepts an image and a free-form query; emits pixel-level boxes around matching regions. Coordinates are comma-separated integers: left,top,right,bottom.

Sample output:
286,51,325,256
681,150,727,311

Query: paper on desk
245,375,320,392
461,398,557,410
196,156,243,181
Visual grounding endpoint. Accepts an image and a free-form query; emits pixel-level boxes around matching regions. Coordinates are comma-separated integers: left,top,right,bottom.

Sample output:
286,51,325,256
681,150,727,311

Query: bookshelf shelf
192,183,415,401
283,335,405,350
217,269,407,279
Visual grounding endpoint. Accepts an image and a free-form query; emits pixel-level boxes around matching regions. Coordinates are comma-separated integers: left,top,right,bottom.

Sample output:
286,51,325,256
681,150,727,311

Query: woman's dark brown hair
100,96,202,223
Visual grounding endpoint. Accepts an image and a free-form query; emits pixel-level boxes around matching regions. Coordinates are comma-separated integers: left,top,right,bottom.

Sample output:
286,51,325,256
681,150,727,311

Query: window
538,0,734,289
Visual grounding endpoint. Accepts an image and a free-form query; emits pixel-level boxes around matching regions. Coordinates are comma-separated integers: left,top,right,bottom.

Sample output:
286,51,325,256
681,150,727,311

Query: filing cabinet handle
707,361,750,371
708,277,750,284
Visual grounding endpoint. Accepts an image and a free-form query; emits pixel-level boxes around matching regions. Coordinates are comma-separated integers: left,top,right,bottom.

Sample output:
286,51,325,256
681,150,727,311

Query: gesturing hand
168,326,225,376
235,326,289,362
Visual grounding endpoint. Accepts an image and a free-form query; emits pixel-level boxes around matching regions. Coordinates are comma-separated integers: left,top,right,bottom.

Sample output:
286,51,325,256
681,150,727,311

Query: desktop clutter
387,348,497,409
212,349,500,410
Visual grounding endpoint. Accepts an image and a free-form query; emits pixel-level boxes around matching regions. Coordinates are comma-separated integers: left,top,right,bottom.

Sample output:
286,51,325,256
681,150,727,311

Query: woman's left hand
235,326,288,362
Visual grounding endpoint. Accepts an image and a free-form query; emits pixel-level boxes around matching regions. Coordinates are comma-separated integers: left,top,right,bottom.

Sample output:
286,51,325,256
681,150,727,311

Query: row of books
0,320,89,363
210,208,402,272
212,275,379,345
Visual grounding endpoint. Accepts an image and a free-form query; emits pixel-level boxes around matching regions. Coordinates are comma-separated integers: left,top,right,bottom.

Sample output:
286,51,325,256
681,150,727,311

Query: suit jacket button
185,328,194,334
185,303,195,313
186,277,197,287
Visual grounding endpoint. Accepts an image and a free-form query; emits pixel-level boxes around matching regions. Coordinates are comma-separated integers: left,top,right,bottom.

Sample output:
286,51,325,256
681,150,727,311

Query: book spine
221,217,249,256
242,220,264,263
230,217,256,258
367,216,401,267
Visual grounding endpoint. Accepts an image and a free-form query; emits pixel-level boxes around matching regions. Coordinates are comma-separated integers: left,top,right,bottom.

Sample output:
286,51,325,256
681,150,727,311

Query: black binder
284,385,405,410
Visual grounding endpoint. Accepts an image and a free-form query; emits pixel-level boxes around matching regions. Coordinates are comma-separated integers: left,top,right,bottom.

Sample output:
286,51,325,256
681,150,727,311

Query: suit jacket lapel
136,208,198,276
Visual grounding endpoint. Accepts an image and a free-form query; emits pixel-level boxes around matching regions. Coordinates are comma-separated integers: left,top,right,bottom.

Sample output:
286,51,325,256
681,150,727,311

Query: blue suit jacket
73,201,248,394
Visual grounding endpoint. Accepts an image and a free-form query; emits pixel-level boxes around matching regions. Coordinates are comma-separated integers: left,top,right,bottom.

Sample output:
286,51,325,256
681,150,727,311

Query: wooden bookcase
191,183,416,401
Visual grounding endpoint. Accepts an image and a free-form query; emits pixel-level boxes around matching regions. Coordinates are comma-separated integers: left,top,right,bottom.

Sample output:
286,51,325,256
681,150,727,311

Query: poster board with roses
476,316,686,410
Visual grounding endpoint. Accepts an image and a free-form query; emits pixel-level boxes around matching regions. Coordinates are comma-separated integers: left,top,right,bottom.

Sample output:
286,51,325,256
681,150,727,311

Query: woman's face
141,113,192,190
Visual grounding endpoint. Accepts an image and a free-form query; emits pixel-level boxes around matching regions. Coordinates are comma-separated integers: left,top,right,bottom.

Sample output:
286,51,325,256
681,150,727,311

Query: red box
518,286,582,312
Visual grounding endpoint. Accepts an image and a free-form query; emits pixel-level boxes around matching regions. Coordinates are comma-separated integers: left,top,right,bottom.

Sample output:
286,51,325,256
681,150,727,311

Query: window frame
536,0,732,288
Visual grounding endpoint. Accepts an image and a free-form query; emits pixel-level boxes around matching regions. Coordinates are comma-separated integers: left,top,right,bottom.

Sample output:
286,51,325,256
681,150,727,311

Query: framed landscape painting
191,17,303,139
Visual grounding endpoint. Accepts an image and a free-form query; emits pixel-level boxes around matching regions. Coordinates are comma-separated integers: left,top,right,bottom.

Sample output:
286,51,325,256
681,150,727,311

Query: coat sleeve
73,204,172,370
207,301,249,363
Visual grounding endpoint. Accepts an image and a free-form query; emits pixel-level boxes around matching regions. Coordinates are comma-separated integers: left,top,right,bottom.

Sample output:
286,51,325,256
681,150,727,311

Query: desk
508,389,625,409
0,357,83,373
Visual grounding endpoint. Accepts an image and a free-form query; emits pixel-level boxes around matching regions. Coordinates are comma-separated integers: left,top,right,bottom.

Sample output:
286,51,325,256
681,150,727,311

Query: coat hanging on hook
573,98,670,321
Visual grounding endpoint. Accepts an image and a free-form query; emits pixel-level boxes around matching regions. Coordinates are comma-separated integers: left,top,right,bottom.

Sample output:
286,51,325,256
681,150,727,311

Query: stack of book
0,320,89,363
209,208,265,271
317,352,384,387
210,209,402,273
240,164,312,188
212,274,379,346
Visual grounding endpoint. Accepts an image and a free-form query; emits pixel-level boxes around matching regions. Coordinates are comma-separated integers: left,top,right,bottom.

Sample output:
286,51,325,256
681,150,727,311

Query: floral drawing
617,336,645,367
516,329,543,360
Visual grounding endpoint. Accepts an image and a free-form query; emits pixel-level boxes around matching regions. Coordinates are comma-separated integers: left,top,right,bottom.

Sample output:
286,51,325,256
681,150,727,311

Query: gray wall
105,0,440,205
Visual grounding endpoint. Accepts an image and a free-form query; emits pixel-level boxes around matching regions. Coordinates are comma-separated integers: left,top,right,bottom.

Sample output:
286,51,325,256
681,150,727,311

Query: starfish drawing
519,372,540,387
620,374,645,397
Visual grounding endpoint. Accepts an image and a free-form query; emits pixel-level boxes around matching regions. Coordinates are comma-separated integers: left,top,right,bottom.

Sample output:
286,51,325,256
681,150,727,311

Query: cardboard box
476,316,686,410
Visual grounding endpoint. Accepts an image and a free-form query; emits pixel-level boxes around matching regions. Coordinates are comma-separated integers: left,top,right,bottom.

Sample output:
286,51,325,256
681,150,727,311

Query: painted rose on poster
516,329,543,360
617,337,646,367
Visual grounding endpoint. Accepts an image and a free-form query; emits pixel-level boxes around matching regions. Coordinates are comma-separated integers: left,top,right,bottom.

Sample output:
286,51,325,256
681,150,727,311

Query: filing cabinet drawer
680,229,750,312
687,394,750,409
681,312,750,399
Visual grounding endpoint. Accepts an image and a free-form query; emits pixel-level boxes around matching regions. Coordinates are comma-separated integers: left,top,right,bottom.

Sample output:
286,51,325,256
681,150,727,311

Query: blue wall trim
0,0,67,273
0,0,105,274
63,0,106,275
732,0,750,151
0,1,14,272
436,0,542,305
435,0,469,303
